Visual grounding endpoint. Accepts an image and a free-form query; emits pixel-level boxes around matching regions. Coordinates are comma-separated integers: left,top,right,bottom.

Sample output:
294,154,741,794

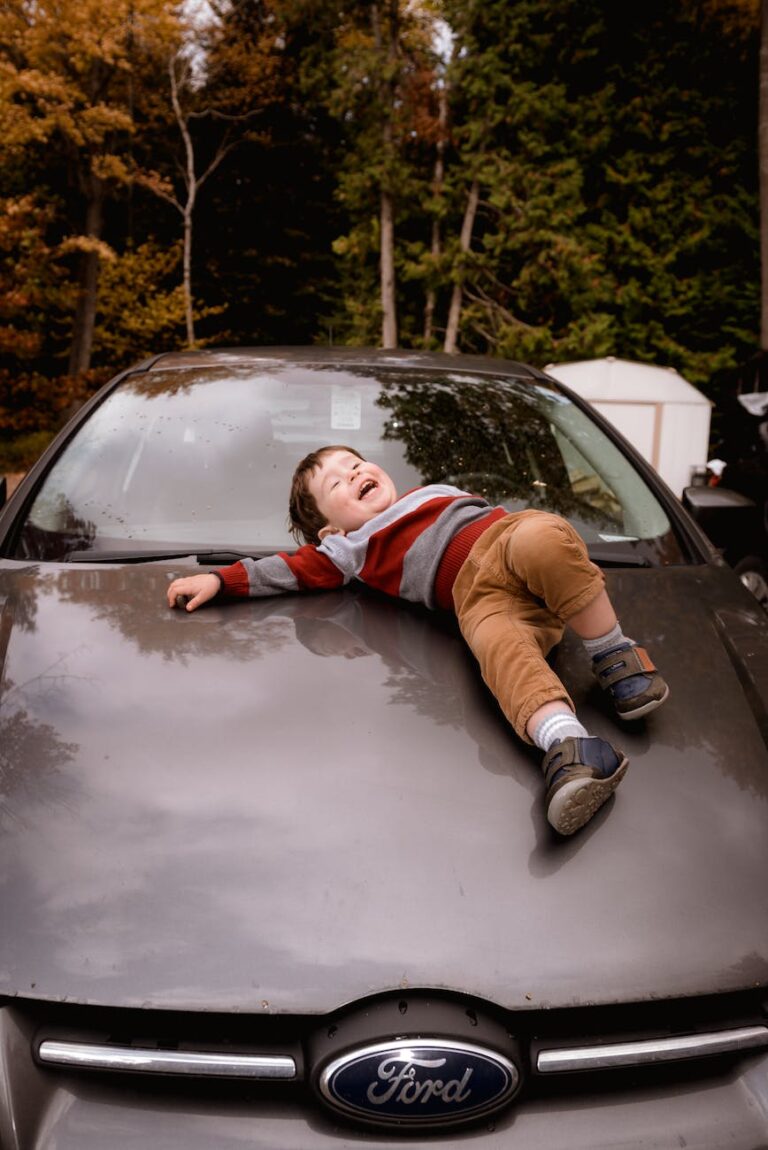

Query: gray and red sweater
216,485,507,612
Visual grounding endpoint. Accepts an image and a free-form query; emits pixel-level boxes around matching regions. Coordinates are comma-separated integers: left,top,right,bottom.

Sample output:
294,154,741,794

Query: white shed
544,357,712,498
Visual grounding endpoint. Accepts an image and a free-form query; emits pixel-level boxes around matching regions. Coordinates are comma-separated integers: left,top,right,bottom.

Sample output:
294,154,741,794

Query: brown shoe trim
593,644,657,687
633,646,657,673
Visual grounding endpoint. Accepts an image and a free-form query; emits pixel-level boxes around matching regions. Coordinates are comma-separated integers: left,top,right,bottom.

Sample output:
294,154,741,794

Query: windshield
11,362,685,566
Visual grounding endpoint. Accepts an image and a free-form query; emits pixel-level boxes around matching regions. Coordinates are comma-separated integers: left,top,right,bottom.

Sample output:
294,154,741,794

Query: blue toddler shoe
592,642,669,720
543,736,629,835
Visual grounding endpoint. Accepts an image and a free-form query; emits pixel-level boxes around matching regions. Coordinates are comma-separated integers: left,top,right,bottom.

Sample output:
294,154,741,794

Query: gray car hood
1,559,767,1014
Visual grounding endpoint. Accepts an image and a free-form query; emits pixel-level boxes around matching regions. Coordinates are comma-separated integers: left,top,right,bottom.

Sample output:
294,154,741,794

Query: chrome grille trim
537,1025,768,1074
37,1039,297,1079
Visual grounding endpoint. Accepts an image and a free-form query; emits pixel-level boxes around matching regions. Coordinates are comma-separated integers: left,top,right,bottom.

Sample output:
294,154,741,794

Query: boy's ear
318,524,346,541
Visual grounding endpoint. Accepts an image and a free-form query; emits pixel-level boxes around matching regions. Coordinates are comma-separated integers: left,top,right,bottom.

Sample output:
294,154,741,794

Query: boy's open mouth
358,479,378,500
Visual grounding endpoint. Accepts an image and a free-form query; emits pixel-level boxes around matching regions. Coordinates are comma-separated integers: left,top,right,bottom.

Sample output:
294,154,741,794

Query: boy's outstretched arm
167,546,347,612
167,572,221,612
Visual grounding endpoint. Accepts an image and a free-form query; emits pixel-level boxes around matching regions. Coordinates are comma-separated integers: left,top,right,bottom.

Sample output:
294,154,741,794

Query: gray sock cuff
582,622,630,659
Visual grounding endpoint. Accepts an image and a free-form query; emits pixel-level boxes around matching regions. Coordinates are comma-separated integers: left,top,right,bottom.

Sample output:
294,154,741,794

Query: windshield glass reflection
12,364,683,566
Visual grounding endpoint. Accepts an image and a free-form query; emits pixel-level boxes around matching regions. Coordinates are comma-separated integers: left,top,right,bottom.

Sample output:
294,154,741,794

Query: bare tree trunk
444,178,480,355
138,53,243,349
182,200,195,347
381,189,398,348
760,0,768,349
373,0,399,349
68,174,104,376
424,84,448,345
170,58,197,348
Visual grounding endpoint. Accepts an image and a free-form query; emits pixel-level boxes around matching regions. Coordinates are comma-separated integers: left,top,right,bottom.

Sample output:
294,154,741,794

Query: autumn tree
0,0,180,375
0,194,79,452
0,0,762,467
0,197,62,368
134,1,281,347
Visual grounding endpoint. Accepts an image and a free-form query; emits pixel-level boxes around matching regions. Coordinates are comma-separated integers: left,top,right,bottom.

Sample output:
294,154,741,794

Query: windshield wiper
67,546,653,569
65,548,262,565
589,550,652,568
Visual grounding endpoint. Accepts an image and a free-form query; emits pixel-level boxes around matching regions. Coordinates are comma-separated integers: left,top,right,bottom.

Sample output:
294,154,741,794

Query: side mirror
682,485,761,560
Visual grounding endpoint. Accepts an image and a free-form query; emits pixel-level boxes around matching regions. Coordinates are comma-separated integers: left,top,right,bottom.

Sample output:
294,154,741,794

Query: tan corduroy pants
452,510,605,743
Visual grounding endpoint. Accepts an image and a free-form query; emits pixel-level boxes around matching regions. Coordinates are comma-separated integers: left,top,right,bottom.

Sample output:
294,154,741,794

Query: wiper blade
589,550,652,568
196,551,264,564
65,548,260,565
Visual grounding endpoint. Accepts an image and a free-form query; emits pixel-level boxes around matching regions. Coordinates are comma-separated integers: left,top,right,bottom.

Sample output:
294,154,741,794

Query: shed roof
544,357,711,406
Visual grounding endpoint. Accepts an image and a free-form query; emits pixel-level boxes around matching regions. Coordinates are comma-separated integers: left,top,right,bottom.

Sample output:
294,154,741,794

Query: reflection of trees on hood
268,590,531,782
55,568,295,666
0,672,78,827
0,573,51,635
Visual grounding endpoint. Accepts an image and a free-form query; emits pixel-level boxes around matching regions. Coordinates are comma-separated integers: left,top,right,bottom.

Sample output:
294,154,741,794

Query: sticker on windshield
599,533,640,542
331,387,362,430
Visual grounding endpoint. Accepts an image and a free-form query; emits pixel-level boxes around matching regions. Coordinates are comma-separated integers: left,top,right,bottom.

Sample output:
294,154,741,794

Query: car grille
37,1040,298,1079
534,1025,768,1072
22,987,768,1089
35,1023,768,1080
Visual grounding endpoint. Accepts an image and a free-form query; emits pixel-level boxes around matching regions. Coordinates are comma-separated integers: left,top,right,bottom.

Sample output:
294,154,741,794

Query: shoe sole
547,758,629,836
616,684,670,721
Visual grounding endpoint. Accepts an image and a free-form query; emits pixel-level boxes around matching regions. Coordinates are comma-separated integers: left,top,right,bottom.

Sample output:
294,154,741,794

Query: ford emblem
317,1038,520,1127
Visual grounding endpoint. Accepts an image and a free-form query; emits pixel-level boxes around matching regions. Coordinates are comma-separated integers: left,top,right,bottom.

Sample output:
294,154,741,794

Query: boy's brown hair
288,445,365,545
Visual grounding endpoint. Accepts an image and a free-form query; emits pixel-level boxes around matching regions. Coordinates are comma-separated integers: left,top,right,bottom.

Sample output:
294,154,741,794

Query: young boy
167,445,668,836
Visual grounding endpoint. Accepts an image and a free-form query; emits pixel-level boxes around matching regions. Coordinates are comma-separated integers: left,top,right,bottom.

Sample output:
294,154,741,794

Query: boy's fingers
168,584,184,607
186,580,218,611
168,580,194,608
167,574,217,611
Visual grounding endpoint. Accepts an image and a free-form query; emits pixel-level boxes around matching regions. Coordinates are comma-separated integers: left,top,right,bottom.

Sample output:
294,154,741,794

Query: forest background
0,0,762,475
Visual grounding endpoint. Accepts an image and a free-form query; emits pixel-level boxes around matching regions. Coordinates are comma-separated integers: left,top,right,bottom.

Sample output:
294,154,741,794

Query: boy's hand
167,573,221,612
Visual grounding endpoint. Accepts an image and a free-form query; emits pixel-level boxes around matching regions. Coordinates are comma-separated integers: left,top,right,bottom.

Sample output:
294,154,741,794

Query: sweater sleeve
216,545,346,598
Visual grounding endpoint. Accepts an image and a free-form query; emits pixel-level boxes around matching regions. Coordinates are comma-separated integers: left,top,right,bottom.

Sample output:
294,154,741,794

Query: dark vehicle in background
683,392,768,610
0,348,767,1149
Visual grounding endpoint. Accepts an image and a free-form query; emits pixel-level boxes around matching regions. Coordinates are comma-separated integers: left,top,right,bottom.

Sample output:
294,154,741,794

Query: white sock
532,710,589,752
582,622,632,660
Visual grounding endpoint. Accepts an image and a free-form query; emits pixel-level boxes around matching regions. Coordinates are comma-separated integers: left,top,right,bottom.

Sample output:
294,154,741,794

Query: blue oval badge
318,1038,520,1127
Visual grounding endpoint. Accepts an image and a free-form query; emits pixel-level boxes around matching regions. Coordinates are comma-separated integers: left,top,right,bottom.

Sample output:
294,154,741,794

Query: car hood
1,560,767,1014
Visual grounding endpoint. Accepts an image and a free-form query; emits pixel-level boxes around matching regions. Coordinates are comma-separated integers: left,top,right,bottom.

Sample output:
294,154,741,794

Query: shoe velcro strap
543,737,581,785
594,644,656,686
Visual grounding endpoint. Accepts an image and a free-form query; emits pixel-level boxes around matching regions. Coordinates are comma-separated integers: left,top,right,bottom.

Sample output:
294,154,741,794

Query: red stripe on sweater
217,560,251,597
359,495,457,597
281,546,346,590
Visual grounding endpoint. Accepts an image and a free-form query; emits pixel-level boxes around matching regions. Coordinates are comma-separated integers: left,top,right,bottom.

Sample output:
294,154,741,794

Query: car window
10,363,685,565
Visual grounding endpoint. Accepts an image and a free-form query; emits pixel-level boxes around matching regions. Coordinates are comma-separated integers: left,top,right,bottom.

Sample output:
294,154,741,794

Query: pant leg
452,510,605,742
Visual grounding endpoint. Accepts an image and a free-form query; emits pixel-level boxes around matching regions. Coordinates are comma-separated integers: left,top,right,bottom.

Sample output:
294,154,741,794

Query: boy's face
307,449,398,536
